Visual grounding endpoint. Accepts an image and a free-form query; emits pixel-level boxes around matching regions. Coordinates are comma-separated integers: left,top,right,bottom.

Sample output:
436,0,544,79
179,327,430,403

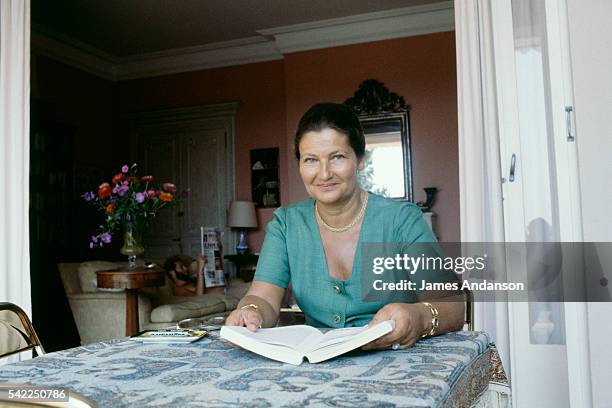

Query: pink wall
117,61,288,249
283,32,459,241
117,32,459,248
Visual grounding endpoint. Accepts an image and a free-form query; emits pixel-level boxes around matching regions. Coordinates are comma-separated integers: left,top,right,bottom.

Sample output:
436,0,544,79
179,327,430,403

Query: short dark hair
162,255,192,272
294,102,365,161
163,255,183,273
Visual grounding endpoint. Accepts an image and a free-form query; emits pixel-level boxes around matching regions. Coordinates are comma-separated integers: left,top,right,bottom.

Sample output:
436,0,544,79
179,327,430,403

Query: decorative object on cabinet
345,79,413,201
417,187,438,212
251,147,280,208
227,201,258,254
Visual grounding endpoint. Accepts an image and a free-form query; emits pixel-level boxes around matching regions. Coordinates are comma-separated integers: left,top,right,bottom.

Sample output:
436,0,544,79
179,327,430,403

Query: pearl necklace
315,192,369,233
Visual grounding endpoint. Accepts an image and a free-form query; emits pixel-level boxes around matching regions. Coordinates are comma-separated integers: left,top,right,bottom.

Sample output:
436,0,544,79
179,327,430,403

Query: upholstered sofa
59,261,250,344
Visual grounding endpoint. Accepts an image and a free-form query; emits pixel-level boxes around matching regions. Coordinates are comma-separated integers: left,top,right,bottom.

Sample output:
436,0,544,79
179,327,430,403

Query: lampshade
227,201,258,228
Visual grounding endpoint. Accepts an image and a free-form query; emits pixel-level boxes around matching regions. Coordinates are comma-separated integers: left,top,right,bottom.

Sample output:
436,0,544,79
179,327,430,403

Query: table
96,266,165,336
0,331,503,407
224,253,259,281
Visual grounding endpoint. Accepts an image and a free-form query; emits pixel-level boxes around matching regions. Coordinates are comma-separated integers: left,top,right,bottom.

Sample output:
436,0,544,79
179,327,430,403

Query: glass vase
119,222,144,269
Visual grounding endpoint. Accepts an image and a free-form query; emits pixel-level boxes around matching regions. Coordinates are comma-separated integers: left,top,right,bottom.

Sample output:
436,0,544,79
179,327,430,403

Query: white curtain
455,0,511,376
0,1,31,313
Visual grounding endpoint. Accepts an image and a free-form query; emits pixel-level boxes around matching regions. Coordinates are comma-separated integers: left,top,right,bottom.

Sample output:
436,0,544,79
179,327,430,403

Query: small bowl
177,317,205,329
203,316,226,327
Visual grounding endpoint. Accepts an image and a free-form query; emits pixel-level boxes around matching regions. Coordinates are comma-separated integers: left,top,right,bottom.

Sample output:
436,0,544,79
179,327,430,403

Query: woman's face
298,127,364,205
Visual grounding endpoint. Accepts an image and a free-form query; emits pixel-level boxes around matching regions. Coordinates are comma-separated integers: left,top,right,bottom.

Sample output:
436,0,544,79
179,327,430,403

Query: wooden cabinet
128,103,239,259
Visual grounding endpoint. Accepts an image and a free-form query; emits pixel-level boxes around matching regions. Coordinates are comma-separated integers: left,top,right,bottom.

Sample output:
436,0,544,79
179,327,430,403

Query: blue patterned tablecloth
0,331,491,407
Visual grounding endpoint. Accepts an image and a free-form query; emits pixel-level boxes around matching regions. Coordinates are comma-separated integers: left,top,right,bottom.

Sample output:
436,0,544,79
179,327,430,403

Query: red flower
159,192,173,202
111,173,124,185
163,183,177,192
146,189,157,199
141,175,153,182
97,183,112,199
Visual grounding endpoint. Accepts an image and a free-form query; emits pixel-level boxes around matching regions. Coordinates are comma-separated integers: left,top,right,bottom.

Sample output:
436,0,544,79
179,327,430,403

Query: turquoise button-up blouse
253,193,437,328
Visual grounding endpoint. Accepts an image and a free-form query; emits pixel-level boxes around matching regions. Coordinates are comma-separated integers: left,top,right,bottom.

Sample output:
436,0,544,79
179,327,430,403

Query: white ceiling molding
31,1,454,81
31,28,120,81
258,1,454,54
117,37,282,81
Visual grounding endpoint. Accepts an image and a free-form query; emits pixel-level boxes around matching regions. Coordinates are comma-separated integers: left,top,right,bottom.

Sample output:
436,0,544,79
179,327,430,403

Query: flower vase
120,223,144,269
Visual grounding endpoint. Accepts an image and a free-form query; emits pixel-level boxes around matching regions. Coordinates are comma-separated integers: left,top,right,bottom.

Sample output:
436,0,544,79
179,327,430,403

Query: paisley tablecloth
0,331,493,407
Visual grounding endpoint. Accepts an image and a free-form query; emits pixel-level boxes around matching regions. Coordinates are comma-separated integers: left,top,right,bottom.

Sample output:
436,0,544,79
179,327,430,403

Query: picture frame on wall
250,147,280,208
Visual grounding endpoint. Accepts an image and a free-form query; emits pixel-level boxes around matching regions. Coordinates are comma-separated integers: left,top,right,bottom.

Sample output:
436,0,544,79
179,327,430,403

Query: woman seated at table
226,102,464,350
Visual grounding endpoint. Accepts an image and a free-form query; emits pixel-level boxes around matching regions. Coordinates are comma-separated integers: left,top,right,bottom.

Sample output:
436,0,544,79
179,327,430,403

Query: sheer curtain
455,0,510,375
0,1,31,317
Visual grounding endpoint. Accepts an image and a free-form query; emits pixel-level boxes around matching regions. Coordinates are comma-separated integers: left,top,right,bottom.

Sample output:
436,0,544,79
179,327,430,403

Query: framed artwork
250,147,280,208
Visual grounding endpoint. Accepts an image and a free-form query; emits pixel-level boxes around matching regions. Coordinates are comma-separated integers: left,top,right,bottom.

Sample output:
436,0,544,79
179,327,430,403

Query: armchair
59,261,249,344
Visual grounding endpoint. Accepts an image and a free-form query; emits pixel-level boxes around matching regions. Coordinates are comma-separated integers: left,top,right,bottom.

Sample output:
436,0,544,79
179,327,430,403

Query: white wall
567,0,612,406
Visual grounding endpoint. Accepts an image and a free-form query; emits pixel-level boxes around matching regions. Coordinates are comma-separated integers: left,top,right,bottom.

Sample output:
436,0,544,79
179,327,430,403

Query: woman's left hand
362,303,428,350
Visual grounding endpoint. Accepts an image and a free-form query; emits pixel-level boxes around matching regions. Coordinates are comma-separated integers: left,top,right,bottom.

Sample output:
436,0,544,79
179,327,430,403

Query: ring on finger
391,343,401,350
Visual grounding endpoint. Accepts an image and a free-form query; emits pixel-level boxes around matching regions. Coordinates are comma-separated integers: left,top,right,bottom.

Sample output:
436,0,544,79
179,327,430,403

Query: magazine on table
130,328,207,343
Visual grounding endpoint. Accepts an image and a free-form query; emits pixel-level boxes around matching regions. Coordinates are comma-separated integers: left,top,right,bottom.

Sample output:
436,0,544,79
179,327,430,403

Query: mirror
345,80,413,201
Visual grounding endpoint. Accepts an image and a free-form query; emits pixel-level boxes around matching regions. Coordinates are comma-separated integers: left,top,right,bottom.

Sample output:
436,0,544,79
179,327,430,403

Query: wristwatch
240,304,259,312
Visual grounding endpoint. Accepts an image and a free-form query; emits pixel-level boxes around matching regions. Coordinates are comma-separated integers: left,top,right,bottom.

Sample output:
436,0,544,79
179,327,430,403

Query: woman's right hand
225,307,263,332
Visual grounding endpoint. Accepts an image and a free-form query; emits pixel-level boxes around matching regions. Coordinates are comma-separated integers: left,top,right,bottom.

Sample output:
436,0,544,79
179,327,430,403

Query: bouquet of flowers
82,163,181,249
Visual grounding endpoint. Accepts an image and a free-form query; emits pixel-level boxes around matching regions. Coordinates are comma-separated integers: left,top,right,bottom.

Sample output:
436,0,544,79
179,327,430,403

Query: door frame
486,0,591,406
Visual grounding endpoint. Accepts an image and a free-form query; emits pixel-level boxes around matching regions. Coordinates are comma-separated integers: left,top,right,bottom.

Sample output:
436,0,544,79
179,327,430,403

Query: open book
220,320,394,365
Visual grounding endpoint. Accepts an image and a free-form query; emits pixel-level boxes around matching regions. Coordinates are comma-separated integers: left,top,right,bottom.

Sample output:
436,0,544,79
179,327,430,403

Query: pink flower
146,189,157,199
141,175,153,182
121,165,129,173
163,183,177,192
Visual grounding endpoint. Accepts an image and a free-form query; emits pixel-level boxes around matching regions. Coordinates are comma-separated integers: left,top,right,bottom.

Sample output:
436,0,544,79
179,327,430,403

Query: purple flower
82,191,95,201
135,192,145,203
121,165,129,173
100,232,112,244
91,235,98,243
117,182,130,197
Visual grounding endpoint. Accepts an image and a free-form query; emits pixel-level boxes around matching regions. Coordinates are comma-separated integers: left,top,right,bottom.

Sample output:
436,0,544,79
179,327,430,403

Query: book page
305,320,395,363
313,326,370,349
224,325,323,351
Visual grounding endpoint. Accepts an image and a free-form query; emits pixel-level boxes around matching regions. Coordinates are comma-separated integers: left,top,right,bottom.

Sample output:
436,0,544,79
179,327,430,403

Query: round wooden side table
96,266,165,336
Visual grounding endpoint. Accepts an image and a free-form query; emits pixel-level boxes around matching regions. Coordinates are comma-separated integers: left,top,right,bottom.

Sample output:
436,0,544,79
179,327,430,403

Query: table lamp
227,201,258,254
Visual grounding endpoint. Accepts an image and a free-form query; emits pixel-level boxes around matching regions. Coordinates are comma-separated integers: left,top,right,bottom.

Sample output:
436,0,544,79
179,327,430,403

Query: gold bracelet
420,302,439,338
240,303,259,311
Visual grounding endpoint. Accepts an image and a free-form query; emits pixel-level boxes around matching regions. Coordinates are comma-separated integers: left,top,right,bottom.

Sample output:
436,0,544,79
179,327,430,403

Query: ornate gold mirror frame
345,79,413,201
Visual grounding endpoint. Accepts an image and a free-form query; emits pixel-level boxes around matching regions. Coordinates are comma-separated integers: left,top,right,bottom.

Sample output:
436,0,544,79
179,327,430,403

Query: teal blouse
253,193,437,328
